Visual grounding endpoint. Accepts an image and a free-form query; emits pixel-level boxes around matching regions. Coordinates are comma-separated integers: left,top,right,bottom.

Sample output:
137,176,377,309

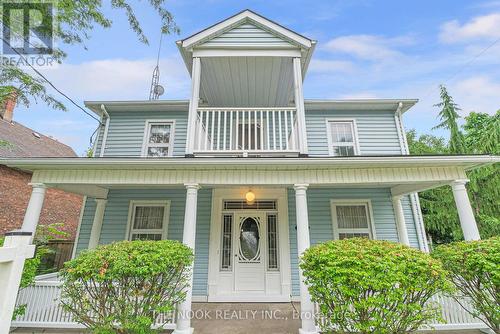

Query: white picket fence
11,274,177,329
314,294,489,332
11,275,489,331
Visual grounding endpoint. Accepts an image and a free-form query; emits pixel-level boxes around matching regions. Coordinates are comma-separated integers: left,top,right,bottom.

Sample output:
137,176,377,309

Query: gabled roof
178,9,313,49
176,9,316,76
0,119,77,158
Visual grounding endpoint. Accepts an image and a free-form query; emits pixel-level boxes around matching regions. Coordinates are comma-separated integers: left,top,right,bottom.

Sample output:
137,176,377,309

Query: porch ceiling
200,57,294,107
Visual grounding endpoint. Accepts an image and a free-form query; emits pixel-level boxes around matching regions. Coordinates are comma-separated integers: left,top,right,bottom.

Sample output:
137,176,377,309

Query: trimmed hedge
301,238,451,333
60,240,193,334
432,237,499,333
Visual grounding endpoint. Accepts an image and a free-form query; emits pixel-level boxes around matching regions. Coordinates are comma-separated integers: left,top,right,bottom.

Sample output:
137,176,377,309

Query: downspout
394,102,429,252
99,104,110,158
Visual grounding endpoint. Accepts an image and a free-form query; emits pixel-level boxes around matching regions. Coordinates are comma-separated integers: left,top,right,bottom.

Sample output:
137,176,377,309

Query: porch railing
194,107,299,154
314,294,488,331
11,274,176,329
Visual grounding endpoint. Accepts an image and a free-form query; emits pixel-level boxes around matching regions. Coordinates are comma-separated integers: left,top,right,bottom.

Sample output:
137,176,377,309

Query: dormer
177,10,316,157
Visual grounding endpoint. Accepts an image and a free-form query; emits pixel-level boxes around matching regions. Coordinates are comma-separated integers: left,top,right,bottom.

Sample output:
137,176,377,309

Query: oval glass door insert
239,217,260,261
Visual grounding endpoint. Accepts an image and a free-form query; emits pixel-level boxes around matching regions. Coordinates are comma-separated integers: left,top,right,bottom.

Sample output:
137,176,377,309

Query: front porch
3,155,496,333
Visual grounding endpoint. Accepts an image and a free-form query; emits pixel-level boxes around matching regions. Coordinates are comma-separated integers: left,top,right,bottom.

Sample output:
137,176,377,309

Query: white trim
141,120,176,158
71,196,87,259
330,199,376,240
193,49,301,58
325,118,361,156
207,187,291,302
125,200,171,240
393,105,429,251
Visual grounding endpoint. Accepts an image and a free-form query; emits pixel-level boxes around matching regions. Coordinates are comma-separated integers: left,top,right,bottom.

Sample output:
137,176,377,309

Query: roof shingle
0,119,77,158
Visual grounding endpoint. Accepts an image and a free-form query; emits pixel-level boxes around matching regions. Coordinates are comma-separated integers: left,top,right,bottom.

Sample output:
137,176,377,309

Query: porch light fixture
245,190,255,204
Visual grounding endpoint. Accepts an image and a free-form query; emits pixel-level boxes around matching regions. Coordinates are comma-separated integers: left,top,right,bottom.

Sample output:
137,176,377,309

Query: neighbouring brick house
0,100,83,242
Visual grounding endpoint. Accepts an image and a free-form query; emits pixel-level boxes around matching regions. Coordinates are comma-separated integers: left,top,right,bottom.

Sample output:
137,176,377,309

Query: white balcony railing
194,107,299,155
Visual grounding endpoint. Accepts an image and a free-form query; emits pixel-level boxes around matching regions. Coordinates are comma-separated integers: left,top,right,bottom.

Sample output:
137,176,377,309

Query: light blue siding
200,23,295,48
96,110,188,157
76,188,212,296
305,109,402,156
287,187,419,296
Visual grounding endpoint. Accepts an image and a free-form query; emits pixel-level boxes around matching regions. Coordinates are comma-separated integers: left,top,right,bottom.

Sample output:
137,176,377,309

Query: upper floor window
128,200,170,241
330,200,375,240
142,121,175,157
327,120,359,156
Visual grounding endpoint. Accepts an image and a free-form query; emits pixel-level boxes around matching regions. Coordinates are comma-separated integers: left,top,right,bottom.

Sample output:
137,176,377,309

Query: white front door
234,213,266,292
207,189,292,302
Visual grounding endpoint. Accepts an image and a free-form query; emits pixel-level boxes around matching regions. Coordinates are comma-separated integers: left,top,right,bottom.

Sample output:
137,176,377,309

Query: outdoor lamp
245,190,255,203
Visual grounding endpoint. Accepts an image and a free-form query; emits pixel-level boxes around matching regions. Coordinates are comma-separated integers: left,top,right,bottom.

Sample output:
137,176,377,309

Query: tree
408,111,500,244
1,1,179,111
433,85,465,154
432,238,500,334
301,238,451,334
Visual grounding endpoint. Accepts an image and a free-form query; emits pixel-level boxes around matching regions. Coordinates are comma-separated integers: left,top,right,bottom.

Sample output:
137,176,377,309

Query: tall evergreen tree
433,85,465,154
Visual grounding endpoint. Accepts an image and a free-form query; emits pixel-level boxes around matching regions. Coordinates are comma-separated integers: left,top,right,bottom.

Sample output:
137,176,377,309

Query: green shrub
300,238,451,333
60,240,193,334
432,237,499,333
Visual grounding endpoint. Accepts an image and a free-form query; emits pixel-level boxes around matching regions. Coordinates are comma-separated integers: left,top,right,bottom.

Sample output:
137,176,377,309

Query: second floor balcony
193,107,299,156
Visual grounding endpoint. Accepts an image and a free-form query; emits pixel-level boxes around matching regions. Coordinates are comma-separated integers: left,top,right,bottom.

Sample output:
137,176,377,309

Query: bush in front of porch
60,240,193,334
301,238,451,334
432,237,500,334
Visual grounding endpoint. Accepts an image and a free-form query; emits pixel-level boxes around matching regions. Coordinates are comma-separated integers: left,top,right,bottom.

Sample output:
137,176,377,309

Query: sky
9,0,500,155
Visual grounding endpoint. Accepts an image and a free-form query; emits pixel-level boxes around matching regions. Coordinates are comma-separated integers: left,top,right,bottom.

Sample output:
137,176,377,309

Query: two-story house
3,10,498,334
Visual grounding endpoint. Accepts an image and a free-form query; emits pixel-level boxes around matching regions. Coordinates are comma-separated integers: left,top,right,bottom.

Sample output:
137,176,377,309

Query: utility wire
0,35,102,123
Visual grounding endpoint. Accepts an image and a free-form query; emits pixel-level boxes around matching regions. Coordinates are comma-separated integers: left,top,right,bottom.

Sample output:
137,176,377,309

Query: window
327,120,359,156
237,122,262,150
142,121,174,157
331,200,374,240
221,214,233,271
267,214,279,270
128,201,169,241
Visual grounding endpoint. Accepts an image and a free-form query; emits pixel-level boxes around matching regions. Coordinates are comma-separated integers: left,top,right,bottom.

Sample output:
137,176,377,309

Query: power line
0,36,102,123
422,35,500,100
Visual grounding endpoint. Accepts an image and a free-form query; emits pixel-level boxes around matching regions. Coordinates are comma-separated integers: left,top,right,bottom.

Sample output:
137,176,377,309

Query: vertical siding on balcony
287,187,420,296
305,109,402,156
95,110,188,157
75,188,212,296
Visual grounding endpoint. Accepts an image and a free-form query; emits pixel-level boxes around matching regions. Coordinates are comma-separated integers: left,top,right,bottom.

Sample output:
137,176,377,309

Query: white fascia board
180,10,312,50
193,49,302,58
84,100,190,115
2,155,498,171
304,99,419,113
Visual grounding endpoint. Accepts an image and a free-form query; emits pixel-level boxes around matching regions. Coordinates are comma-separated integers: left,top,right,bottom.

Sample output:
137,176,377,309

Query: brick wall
0,165,83,238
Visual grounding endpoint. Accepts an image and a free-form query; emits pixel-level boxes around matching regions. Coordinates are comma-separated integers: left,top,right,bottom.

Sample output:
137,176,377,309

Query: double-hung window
128,201,170,241
142,121,174,157
327,120,359,156
331,200,374,240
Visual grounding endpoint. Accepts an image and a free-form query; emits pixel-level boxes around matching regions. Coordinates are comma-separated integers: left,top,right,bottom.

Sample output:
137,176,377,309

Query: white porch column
451,180,480,241
21,183,47,237
185,57,201,156
392,195,410,246
88,199,107,249
174,183,200,334
294,184,318,334
0,231,36,333
292,58,309,156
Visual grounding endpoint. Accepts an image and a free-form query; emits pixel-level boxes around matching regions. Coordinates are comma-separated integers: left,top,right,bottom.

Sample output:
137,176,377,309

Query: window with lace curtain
128,201,170,241
330,200,375,240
